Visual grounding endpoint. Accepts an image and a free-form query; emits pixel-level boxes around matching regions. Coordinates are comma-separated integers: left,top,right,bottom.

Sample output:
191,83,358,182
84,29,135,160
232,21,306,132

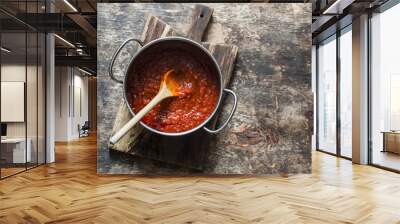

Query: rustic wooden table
97,3,312,175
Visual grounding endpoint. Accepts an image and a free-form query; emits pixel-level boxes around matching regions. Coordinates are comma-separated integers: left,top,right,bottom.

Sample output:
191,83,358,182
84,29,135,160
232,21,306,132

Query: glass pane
371,4,400,171
1,31,27,177
26,0,39,169
312,45,317,151
27,31,38,169
318,36,337,154
38,32,45,165
340,27,352,158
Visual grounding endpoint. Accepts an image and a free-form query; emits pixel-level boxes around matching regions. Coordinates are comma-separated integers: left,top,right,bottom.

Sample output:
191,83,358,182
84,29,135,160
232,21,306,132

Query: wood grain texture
98,3,312,174
187,4,214,42
108,6,238,170
1,135,400,223
202,43,238,87
109,15,179,153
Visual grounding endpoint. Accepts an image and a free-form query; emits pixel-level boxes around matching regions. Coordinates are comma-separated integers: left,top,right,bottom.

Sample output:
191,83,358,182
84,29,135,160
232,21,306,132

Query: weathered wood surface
109,5,238,169
187,4,214,42
108,15,178,153
98,3,312,174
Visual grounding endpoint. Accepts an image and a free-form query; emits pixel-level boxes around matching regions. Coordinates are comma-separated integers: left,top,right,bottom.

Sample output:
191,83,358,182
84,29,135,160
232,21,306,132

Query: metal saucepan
108,36,237,138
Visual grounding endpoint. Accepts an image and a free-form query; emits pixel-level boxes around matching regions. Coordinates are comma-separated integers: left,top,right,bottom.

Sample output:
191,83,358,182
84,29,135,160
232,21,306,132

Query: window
316,24,353,159
370,2,400,171
317,35,337,154
339,26,352,158
312,45,317,151
0,1,47,179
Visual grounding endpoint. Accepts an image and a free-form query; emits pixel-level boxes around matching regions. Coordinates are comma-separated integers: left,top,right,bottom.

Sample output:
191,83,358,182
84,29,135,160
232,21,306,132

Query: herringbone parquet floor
1,134,400,224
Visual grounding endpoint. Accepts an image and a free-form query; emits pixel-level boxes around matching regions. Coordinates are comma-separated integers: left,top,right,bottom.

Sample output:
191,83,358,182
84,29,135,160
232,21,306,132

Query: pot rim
123,36,224,136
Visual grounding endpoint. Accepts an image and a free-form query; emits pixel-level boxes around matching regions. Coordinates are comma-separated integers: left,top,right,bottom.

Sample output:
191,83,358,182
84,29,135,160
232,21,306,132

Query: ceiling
0,0,394,73
1,31,46,64
311,0,390,43
0,0,98,73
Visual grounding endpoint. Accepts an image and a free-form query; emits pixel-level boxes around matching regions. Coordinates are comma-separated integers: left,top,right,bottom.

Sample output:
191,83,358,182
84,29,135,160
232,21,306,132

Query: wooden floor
1,135,400,224
1,163,45,178
372,150,400,171
1,167,26,178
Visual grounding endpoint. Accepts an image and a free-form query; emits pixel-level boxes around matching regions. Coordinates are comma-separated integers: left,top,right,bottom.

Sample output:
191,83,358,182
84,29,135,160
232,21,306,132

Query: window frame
367,0,400,173
315,24,353,161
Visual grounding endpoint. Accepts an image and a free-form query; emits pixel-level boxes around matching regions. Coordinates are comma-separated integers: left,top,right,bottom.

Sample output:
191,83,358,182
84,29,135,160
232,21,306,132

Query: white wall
1,82,25,122
1,63,46,164
1,64,40,138
54,66,89,141
1,65,27,139
73,73,89,137
55,66,69,141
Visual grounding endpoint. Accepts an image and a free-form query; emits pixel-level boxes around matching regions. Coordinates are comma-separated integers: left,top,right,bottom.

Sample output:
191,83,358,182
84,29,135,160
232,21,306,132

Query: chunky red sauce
127,50,219,133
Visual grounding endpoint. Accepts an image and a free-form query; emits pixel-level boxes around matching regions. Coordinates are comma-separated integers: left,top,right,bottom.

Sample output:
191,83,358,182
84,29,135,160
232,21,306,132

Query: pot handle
203,88,238,134
108,38,143,84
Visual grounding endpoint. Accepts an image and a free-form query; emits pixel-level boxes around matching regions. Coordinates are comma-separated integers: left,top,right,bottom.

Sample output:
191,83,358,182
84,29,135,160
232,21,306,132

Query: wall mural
97,3,312,175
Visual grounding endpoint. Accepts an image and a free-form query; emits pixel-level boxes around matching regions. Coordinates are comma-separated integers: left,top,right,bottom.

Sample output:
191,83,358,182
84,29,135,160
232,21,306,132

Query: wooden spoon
110,69,191,144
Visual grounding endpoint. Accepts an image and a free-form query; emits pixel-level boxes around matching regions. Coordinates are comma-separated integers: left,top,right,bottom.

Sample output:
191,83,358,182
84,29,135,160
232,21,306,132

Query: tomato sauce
126,50,219,133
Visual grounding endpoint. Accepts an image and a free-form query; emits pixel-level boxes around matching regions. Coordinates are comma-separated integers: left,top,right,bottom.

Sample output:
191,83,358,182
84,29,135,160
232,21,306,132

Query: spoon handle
110,90,169,145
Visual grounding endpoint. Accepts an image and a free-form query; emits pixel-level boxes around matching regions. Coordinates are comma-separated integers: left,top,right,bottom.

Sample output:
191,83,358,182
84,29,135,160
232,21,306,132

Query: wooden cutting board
109,5,238,170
